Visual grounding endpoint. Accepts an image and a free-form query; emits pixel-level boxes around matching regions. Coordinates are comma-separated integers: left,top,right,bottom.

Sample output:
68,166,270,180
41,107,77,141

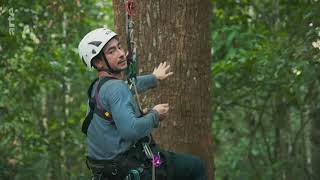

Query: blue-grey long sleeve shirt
86,74,159,160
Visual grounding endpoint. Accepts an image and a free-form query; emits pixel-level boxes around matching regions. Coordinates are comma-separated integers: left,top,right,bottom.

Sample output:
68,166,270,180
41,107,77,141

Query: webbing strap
93,77,115,121
82,77,115,135
82,78,99,135
142,142,156,180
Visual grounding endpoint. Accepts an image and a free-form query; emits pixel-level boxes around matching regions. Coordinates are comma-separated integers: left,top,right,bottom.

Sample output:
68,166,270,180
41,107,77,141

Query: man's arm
106,81,159,141
131,61,173,93
133,74,158,93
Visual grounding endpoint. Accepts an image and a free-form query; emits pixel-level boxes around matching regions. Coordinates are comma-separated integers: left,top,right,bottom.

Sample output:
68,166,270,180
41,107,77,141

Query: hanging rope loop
125,0,137,85
125,0,134,16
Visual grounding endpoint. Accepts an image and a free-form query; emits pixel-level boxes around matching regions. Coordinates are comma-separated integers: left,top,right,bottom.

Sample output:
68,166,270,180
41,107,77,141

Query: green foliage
2,0,320,179
0,0,114,179
212,0,320,179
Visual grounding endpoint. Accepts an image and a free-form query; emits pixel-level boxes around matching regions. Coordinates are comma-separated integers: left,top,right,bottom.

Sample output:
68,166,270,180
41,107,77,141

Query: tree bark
113,0,214,179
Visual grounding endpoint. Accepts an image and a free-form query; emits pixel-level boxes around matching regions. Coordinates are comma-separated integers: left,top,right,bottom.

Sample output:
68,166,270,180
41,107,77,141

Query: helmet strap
97,52,122,74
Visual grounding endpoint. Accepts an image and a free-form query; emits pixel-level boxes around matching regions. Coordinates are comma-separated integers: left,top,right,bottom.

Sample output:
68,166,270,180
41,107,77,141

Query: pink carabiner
152,153,163,167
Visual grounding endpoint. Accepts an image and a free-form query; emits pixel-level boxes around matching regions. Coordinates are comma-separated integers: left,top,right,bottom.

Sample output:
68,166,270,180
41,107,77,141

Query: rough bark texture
113,0,214,178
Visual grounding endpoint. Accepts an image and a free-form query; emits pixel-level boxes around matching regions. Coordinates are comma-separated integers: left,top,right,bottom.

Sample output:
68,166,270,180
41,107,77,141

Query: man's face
102,38,127,71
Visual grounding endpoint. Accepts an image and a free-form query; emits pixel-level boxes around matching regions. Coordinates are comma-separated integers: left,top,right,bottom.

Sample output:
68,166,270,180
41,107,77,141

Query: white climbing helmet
78,28,117,68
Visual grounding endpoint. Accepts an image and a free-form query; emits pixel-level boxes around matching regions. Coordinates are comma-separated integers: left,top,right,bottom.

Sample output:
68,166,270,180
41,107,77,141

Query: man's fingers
164,107,169,113
165,72,174,77
164,64,171,72
159,62,163,68
159,62,167,69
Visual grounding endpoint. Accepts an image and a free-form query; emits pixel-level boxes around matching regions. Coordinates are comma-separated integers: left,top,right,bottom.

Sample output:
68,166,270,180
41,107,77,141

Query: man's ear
95,58,104,68
91,57,104,69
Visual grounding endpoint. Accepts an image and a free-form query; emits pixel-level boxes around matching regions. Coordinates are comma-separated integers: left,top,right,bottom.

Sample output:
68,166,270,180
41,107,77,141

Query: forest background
0,0,320,180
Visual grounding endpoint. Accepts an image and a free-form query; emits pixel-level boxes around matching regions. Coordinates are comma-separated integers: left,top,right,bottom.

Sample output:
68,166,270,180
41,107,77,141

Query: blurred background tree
0,0,114,179
211,0,320,179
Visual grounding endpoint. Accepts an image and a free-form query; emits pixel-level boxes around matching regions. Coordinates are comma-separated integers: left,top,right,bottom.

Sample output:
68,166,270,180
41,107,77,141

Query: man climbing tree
78,27,207,179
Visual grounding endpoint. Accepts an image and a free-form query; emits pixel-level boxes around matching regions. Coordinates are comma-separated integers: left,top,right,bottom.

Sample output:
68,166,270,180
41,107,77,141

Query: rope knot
125,0,134,16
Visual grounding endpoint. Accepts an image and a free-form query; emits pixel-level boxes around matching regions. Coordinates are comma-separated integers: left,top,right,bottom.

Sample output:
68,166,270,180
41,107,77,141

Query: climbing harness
86,136,169,180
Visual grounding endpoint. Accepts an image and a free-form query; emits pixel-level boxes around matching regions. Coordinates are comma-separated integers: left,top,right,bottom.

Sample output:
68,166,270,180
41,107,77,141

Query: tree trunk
273,95,294,180
311,107,320,180
113,0,214,179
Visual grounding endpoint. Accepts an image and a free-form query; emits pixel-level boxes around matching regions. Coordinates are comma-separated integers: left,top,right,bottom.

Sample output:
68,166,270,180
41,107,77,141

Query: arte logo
0,6,15,36
8,8,15,36
0,6,38,36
